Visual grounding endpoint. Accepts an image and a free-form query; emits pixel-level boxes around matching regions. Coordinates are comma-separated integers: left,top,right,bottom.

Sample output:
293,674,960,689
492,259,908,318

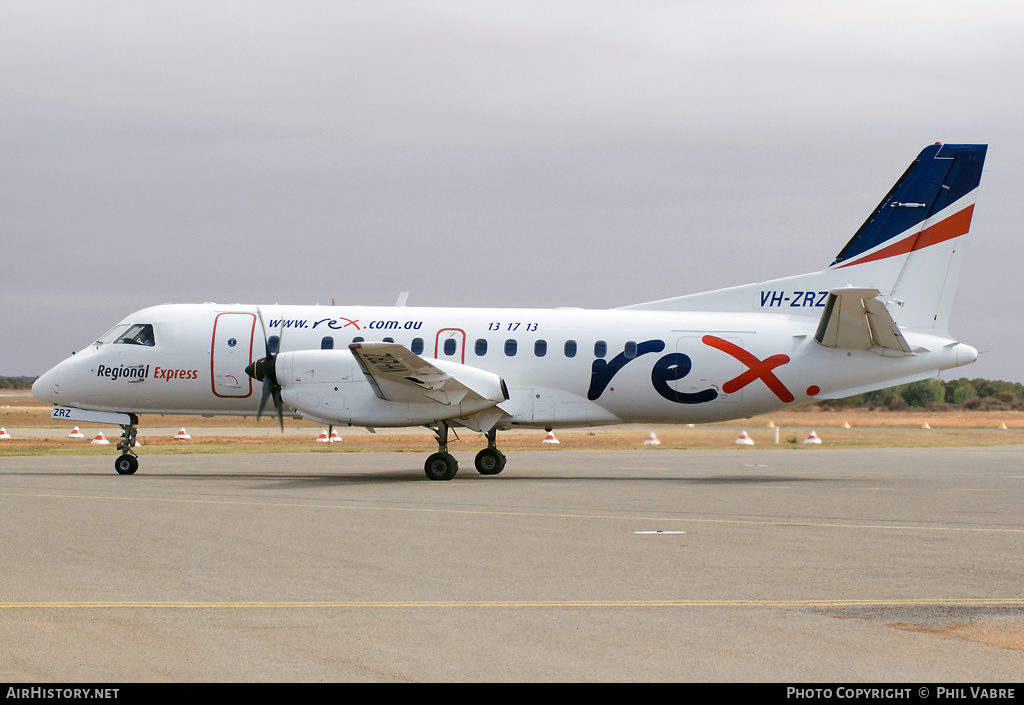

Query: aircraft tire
474,448,506,475
424,452,458,481
114,455,139,475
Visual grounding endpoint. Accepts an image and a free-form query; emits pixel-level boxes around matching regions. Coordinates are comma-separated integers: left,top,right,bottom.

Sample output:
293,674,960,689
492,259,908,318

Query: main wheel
424,452,458,481
474,447,506,475
114,455,139,475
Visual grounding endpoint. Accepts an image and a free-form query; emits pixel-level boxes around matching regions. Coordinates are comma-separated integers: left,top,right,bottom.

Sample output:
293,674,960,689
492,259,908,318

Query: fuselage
28,144,987,481
32,302,976,430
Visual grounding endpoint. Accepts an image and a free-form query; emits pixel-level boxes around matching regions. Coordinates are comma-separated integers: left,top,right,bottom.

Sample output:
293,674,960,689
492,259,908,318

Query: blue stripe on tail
830,143,987,266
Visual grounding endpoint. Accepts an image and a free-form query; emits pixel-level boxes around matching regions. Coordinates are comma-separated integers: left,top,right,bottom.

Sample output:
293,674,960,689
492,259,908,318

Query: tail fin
619,143,987,331
829,143,986,330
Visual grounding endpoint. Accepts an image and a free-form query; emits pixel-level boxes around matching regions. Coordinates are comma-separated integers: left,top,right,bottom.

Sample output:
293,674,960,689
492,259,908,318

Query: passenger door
211,312,256,398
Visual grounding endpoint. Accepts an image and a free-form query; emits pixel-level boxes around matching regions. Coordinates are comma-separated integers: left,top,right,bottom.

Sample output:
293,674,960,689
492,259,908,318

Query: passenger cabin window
534,340,547,357
475,339,488,356
564,340,577,358
352,336,364,344
383,337,394,343
504,339,518,357
624,341,637,359
443,338,457,356
411,338,424,354
114,324,155,347
321,336,334,350
268,335,279,354
594,340,607,358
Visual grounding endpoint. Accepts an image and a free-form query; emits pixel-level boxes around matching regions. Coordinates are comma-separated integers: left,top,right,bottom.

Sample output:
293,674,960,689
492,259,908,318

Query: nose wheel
114,454,139,475
114,417,140,475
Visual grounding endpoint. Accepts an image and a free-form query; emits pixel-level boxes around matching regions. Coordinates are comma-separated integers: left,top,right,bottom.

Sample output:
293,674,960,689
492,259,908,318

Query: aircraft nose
32,366,58,404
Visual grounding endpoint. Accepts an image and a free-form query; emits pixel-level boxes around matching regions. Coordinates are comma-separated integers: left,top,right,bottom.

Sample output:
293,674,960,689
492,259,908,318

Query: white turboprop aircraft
33,143,987,480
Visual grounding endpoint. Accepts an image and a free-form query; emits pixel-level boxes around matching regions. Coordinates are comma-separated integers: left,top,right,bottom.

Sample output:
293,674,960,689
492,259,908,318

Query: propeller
245,307,285,431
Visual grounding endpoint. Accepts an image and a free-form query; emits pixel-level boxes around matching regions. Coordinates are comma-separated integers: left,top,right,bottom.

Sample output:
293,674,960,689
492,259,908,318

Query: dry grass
891,621,1024,652
2,392,1022,455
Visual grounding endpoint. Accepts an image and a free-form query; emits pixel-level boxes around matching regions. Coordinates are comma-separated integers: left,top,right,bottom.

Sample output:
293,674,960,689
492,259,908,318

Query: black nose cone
245,357,275,383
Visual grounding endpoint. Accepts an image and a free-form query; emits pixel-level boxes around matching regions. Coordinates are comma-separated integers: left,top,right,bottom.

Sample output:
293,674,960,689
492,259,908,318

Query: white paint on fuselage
32,302,976,430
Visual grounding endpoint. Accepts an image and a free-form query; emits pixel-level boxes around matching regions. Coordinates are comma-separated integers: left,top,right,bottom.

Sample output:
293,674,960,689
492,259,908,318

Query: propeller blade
272,317,285,431
247,306,285,432
272,385,284,431
256,306,272,359
258,376,273,421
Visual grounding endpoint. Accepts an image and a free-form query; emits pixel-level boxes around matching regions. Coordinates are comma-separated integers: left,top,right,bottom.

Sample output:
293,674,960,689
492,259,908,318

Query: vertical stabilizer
830,143,986,331
618,143,987,327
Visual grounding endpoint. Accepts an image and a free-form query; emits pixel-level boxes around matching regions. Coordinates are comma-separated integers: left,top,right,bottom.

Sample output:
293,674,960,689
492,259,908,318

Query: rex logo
586,340,717,404
701,335,794,403
586,337,794,404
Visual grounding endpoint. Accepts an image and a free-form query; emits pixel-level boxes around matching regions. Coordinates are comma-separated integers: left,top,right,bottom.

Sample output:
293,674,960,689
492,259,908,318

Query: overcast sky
3,1,1022,383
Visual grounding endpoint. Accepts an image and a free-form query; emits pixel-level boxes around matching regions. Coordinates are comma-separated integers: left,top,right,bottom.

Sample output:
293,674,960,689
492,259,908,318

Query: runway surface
2,447,1023,682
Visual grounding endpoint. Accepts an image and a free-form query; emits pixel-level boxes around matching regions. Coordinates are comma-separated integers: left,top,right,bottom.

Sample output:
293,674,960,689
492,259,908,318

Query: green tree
973,379,1023,401
898,379,946,408
951,382,978,404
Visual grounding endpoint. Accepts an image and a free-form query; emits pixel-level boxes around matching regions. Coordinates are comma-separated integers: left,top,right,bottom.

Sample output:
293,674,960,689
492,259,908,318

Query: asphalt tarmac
2,447,1023,682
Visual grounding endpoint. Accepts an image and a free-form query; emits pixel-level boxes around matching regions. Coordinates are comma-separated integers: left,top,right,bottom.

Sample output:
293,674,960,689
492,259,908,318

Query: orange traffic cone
542,430,559,444
734,431,754,445
803,431,822,444
91,432,109,445
316,429,330,442
643,432,661,446
175,428,191,440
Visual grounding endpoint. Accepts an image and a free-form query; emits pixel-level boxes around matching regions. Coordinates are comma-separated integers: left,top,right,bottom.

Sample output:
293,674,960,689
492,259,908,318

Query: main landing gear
423,422,507,481
114,415,140,475
424,421,459,481
474,428,506,476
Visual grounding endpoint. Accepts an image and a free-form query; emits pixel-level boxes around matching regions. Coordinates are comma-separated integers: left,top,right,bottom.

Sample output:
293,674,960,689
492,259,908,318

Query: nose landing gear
114,416,140,475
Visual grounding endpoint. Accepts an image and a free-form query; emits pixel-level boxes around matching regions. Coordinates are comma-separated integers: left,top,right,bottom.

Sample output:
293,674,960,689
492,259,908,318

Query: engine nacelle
274,349,508,427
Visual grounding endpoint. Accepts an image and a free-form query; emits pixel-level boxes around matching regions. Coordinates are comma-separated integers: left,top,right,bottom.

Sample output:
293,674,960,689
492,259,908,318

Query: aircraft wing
349,342,508,406
814,288,912,353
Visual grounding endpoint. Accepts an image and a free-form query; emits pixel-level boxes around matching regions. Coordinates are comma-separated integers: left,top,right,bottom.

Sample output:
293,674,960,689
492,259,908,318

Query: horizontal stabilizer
814,288,911,353
350,342,508,406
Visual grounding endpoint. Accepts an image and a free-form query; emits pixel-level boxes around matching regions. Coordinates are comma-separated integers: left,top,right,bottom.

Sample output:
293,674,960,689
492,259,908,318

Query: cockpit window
114,324,156,347
96,324,130,345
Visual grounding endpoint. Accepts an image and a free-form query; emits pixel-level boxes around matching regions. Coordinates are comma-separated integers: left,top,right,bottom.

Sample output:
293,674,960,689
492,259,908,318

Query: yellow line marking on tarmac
2,490,1023,533
3,598,1024,610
